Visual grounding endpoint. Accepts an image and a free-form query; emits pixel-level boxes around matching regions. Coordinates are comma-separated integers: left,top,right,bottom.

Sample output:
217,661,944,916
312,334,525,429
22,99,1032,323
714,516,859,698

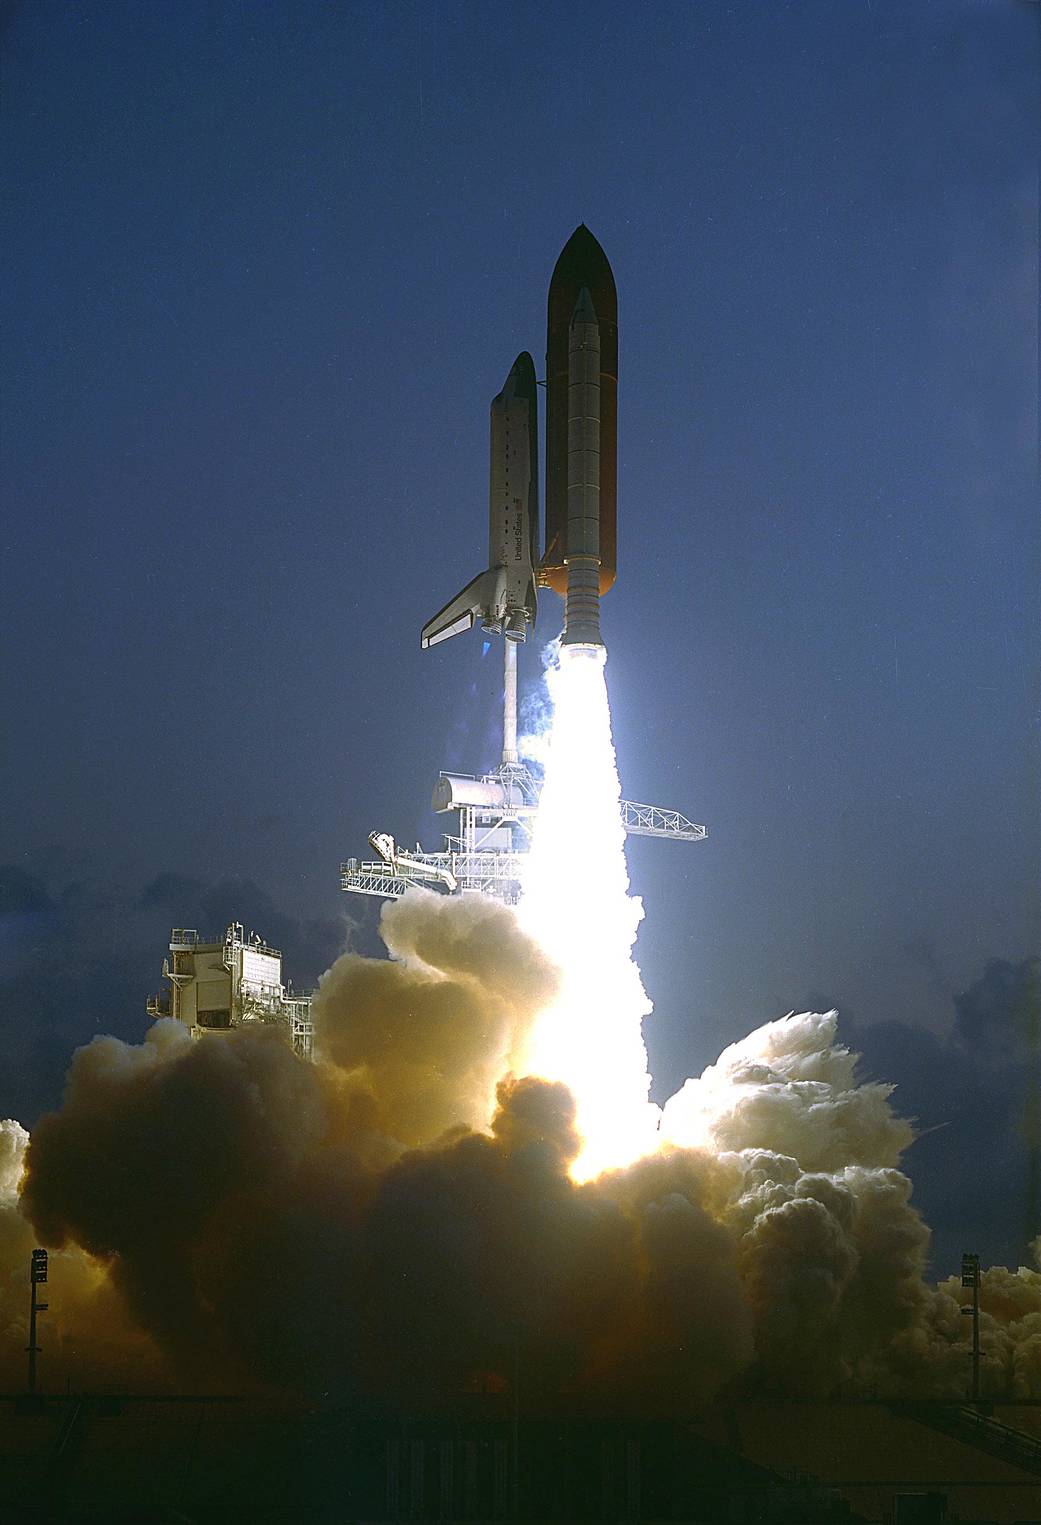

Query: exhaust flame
518,645,661,1178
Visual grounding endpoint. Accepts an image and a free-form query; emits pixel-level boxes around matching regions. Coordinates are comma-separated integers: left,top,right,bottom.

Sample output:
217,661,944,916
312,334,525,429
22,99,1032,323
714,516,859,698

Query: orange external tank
542,225,618,598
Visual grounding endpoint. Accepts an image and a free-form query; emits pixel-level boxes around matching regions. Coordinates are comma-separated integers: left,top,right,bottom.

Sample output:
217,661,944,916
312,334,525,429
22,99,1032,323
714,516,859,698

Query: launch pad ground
2,1397,1039,1523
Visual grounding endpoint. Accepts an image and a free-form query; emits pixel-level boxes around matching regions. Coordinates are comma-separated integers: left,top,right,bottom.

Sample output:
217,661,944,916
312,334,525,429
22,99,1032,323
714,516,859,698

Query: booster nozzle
560,556,603,649
560,640,606,664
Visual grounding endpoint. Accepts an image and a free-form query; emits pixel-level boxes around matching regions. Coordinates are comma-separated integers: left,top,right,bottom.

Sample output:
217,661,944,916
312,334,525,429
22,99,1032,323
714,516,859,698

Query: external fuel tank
542,226,617,598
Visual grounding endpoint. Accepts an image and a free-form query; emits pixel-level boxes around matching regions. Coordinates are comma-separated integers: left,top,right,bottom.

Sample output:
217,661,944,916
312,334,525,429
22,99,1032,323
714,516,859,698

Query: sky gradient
2,1,1038,1271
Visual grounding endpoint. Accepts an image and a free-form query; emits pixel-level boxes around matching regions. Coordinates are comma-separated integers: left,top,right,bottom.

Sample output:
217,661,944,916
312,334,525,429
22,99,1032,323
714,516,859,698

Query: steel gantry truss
342,641,706,906
619,801,706,840
341,763,706,905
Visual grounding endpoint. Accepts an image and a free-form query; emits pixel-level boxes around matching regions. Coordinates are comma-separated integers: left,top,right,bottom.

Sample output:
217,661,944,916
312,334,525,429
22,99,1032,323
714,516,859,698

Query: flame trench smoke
2,650,1041,1405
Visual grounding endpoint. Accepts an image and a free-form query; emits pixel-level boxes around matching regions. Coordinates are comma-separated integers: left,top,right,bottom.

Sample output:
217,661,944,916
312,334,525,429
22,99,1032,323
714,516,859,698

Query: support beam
503,641,518,765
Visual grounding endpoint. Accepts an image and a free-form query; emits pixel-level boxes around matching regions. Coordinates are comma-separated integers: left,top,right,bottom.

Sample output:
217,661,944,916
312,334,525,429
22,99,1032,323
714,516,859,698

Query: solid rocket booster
542,225,617,601
560,288,603,649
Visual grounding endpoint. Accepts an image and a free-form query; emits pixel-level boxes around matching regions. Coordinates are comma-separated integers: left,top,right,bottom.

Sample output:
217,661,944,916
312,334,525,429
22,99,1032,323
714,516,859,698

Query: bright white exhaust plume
518,645,661,1178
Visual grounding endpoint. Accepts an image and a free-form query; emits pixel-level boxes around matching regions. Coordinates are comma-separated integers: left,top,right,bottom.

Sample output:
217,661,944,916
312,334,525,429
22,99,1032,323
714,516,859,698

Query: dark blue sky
2,3,1038,1263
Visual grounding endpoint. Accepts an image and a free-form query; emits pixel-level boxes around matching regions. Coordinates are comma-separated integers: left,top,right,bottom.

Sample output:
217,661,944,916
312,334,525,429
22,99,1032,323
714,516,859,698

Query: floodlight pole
511,1338,520,1521
26,1248,49,1395
961,1251,980,1403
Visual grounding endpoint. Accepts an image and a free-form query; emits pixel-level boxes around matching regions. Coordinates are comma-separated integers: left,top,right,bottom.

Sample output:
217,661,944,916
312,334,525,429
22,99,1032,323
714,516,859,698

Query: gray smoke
2,895,1039,1406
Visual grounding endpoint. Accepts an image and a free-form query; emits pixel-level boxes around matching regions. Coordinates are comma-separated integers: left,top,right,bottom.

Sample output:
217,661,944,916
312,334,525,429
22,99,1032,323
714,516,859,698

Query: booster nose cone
500,350,537,404
570,286,598,326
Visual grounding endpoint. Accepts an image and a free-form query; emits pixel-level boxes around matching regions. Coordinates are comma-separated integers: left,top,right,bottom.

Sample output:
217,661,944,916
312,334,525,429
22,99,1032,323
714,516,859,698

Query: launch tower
341,758,705,905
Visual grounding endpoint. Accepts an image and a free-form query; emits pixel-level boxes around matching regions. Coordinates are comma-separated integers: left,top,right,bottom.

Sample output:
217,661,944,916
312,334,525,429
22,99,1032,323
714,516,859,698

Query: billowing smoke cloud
935,1254,1041,1400
4,896,1040,1407
1,1116,163,1391
0,1118,28,1200
313,891,560,1147
661,1011,914,1170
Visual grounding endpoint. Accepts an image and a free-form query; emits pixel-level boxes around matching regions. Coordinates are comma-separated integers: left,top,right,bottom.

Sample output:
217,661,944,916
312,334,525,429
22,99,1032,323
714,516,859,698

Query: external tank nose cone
549,226,616,304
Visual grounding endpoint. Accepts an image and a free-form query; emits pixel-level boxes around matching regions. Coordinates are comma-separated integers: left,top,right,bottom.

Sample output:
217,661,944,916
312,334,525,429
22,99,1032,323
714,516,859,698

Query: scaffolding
343,640,707,905
342,755,707,906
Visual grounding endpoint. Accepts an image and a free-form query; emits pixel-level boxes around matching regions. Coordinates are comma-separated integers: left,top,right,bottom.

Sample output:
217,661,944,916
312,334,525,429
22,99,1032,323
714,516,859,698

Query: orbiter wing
421,566,507,649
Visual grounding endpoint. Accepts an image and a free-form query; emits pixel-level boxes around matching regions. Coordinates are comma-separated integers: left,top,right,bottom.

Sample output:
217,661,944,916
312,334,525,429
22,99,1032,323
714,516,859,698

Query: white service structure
147,922,314,1058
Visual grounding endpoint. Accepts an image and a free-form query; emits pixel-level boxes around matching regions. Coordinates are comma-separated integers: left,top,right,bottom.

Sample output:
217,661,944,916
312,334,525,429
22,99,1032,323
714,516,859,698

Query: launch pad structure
147,923,314,1058
341,643,706,905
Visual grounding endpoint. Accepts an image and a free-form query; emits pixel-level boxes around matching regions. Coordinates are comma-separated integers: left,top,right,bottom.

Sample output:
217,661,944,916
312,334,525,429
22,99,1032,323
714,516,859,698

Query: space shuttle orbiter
421,351,539,648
